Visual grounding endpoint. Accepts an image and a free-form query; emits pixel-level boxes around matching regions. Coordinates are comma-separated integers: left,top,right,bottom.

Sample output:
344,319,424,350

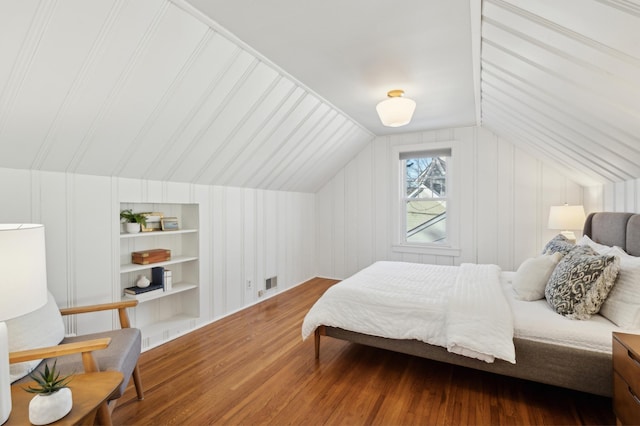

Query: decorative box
131,249,171,265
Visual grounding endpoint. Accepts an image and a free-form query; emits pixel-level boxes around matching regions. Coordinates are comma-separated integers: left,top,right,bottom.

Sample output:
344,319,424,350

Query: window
401,149,450,244
391,142,459,256
402,150,449,244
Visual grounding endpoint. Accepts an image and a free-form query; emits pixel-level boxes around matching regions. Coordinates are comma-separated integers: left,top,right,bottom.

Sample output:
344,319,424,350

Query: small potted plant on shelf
24,361,73,425
120,209,147,233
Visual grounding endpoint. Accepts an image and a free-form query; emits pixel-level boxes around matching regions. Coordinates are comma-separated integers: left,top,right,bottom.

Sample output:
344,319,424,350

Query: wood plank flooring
112,278,615,425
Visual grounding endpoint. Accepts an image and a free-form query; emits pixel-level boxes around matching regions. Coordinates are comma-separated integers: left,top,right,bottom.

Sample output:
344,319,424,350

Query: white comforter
301,261,516,363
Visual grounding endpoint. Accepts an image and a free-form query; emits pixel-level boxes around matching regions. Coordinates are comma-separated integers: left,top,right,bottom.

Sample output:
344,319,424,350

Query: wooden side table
613,332,640,425
6,371,123,426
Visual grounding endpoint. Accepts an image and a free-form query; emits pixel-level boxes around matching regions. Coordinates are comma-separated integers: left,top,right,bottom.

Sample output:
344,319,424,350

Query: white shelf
120,255,198,274
119,228,197,239
140,314,198,337
119,202,200,350
122,282,197,303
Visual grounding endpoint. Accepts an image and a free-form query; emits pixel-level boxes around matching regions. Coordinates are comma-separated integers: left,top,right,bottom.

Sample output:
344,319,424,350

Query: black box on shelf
152,266,165,290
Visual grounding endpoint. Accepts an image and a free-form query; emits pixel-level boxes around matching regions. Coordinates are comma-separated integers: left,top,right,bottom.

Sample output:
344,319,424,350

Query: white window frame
391,141,461,257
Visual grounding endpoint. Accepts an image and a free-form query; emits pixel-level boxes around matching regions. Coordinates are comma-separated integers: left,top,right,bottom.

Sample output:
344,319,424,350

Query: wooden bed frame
314,212,640,397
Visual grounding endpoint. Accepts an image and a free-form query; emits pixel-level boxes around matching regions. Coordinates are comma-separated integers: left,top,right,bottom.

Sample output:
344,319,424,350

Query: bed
303,212,640,397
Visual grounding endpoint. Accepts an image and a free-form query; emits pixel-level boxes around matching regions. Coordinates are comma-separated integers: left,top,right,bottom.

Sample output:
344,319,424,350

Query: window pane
406,200,446,243
405,157,447,198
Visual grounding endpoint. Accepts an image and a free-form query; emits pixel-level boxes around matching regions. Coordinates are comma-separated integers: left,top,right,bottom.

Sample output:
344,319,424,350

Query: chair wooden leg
132,365,144,400
96,401,112,426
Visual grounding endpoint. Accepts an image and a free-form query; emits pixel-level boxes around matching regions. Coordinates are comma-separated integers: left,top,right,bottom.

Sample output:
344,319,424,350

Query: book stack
124,283,163,297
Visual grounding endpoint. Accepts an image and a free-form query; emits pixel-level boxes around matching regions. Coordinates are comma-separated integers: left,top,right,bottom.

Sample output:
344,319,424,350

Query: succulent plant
24,361,73,395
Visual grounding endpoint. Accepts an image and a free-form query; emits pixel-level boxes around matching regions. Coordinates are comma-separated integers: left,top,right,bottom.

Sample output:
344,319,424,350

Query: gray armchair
7,292,144,425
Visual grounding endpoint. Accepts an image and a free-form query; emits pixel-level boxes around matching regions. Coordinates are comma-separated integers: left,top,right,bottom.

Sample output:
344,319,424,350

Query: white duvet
301,261,516,363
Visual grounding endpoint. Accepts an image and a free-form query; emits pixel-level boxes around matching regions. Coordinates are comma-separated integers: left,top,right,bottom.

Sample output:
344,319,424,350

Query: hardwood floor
113,278,615,425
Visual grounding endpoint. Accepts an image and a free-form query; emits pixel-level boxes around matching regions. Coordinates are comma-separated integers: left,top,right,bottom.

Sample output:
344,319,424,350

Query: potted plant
24,361,73,425
120,209,147,233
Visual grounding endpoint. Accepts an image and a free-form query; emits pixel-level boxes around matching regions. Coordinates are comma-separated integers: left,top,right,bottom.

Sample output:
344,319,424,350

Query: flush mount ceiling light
376,89,417,127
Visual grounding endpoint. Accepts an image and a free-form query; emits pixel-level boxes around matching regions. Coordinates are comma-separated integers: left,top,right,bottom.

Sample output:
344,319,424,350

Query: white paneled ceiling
481,0,640,186
1,0,638,191
0,0,372,193
184,0,479,136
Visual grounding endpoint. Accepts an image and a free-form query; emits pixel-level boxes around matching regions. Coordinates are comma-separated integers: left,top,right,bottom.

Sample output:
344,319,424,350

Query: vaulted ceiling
480,0,640,187
0,0,637,192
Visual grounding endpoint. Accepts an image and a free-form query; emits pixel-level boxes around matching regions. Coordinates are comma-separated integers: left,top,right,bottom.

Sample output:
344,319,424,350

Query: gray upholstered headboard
583,212,640,256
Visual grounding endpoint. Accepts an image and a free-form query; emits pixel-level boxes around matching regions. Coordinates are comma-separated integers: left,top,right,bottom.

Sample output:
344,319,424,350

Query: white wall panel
315,126,585,277
513,149,539,266
315,182,334,277
456,127,476,264
584,185,604,214
331,170,346,279
356,145,374,271
263,191,278,287
70,174,113,335
0,166,315,344
224,187,244,312
38,171,70,307
496,137,515,269
372,138,391,263
475,129,499,264
211,186,226,316
243,188,256,304
615,182,627,212
344,155,360,277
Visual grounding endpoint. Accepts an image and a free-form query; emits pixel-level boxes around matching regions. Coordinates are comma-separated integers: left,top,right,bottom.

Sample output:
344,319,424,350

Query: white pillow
6,291,65,382
577,235,611,254
512,252,563,301
599,246,640,328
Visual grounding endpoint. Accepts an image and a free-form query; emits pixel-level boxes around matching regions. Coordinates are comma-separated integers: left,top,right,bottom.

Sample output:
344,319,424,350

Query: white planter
29,388,72,425
125,222,141,233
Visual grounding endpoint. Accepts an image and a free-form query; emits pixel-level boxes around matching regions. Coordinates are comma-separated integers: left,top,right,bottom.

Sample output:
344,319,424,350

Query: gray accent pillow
542,234,574,256
544,245,620,320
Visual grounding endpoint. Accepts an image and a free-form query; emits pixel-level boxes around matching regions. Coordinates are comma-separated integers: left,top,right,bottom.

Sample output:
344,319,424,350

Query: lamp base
0,321,11,425
560,230,577,243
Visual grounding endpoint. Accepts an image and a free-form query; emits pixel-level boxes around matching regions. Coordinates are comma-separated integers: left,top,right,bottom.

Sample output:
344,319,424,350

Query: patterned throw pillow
542,234,574,256
544,245,620,320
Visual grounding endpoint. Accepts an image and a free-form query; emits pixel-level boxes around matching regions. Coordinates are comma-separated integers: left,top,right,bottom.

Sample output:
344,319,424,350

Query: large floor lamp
0,224,48,424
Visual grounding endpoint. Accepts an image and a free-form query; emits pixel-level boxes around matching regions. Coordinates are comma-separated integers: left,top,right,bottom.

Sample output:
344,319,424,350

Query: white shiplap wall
316,126,585,279
600,179,640,214
0,166,315,337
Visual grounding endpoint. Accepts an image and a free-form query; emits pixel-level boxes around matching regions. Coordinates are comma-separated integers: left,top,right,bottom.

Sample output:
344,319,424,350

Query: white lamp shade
0,224,48,321
548,205,586,231
376,96,416,127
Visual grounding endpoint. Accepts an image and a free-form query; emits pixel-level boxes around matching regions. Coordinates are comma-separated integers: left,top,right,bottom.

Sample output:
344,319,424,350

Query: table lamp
0,224,48,424
548,204,586,243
